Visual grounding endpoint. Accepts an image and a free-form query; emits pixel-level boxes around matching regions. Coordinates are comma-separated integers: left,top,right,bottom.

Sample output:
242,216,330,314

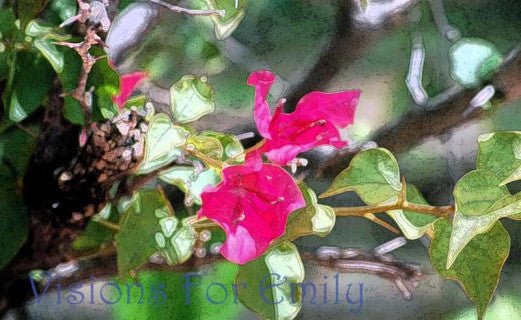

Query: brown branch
57,28,102,126
316,47,521,178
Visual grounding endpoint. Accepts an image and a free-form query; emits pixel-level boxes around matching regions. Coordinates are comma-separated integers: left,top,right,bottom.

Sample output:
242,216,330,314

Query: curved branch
316,47,521,178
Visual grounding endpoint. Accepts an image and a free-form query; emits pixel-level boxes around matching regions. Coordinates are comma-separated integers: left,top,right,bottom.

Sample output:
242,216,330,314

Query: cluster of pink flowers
198,70,361,264
113,69,360,264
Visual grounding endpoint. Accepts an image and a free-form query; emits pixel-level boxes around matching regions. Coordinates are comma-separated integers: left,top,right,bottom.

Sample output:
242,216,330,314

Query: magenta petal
219,225,260,264
247,70,276,139
198,158,305,264
113,71,148,110
294,90,361,127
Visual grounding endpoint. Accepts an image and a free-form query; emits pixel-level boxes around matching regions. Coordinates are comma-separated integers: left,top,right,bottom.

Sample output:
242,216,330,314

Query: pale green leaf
449,38,503,88
159,166,221,204
34,39,64,73
135,113,188,174
278,183,335,244
204,0,249,40
170,75,215,123
235,242,305,320
454,169,509,216
447,191,521,268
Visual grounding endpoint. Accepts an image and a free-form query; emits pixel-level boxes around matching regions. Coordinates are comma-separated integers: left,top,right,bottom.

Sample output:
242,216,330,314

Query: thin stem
149,0,225,17
225,139,266,164
364,213,400,234
334,202,453,218
93,218,121,231
182,145,224,169
333,177,453,234
15,123,38,139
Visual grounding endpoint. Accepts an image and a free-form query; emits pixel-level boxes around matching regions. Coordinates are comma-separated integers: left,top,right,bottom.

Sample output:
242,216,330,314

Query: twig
316,46,521,177
149,0,225,17
56,28,102,127
331,179,454,219
15,123,37,139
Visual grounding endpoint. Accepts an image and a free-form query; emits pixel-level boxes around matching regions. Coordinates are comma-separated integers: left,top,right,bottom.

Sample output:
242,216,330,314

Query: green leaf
115,189,197,276
278,183,335,244
116,190,164,276
17,0,51,28
34,39,64,73
159,166,221,205
135,114,189,174
430,219,510,320
0,8,16,36
25,19,54,37
72,204,118,252
320,148,402,205
387,184,438,239
447,190,521,268
455,169,509,216
50,0,77,22
201,131,245,162
203,0,249,40
0,126,38,175
477,132,521,185
59,48,120,124
0,173,29,270
6,51,54,122
186,134,224,161
448,38,503,88
235,242,305,320
170,75,215,123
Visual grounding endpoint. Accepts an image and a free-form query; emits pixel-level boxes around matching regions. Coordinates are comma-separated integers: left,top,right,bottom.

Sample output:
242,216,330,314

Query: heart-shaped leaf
204,0,249,40
430,219,510,320
170,75,215,123
320,148,402,205
135,114,189,174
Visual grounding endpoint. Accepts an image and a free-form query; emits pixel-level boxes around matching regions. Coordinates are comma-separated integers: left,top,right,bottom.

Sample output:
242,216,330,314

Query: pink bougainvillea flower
247,70,361,165
197,152,305,264
113,71,148,110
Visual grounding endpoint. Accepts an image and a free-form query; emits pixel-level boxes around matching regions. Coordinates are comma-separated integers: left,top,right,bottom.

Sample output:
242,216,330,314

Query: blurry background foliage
1,0,521,319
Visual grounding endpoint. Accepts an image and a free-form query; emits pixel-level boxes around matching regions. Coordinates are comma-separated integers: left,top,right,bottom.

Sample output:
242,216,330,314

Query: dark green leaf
115,190,197,276
6,51,54,122
72,204,118,252
18,0,51,28
430,219,510,320
116,190,168,276
0,169,29,270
